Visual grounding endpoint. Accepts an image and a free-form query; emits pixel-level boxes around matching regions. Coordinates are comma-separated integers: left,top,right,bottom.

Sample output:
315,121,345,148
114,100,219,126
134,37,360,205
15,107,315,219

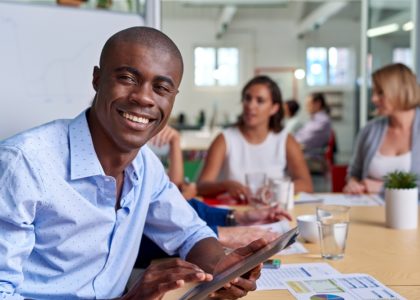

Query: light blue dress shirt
0,111,216,300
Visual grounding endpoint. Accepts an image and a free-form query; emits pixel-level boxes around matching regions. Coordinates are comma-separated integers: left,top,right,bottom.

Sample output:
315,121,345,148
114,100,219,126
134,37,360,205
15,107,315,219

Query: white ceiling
162,0,362,21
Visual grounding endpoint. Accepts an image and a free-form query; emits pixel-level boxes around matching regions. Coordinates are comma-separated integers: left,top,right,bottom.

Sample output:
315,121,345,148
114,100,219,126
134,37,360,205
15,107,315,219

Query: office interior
0,0,418,191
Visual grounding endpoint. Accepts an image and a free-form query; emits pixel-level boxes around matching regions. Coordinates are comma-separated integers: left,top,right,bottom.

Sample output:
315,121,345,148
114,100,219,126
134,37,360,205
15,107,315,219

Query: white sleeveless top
367,151,412,180
220,127,288,185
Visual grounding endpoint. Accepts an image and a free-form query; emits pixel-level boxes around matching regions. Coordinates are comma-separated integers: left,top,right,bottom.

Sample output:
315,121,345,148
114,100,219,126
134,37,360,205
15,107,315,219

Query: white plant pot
385,188,418,229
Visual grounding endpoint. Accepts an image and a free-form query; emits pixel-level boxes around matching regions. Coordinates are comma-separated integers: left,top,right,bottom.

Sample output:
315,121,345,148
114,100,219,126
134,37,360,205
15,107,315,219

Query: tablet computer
179,226,299,300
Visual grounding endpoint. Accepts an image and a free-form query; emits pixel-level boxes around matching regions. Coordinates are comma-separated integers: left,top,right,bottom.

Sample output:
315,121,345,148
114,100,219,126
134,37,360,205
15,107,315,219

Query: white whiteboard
0,2,144,140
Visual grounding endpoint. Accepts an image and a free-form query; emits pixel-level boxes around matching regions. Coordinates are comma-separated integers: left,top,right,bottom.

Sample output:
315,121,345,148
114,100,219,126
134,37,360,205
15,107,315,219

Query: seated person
137,125,293,268
294,92,332,154
0,26,265,300
344,63,420,194
196,75,313,203
283,99,302,134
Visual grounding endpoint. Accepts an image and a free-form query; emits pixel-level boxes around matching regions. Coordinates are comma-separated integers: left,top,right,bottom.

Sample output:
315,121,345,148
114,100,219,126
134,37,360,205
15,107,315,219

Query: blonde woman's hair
372,63,420,110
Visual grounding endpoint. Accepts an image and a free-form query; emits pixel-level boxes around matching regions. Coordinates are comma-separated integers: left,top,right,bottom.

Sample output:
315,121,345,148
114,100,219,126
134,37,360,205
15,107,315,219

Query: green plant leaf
384,171,418,189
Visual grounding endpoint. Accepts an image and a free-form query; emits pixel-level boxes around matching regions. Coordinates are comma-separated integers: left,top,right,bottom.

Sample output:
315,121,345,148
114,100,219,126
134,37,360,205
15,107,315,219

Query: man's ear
92,66,101,92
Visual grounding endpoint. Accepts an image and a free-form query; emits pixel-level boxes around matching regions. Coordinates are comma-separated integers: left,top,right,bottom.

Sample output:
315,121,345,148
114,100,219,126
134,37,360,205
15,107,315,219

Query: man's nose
130,83,155,107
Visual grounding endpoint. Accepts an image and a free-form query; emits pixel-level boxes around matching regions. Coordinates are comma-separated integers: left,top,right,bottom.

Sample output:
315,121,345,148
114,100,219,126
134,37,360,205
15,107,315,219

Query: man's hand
209,239,267,299
123,259,212,300
235,205,292,225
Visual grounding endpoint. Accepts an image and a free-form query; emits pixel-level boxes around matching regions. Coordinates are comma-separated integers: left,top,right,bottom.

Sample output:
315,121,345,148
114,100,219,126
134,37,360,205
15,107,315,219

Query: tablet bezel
179,226,299,300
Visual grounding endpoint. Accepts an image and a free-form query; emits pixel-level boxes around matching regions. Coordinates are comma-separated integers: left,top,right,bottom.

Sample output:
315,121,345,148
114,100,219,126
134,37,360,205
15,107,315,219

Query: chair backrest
324,129,337,166
331,164,348,192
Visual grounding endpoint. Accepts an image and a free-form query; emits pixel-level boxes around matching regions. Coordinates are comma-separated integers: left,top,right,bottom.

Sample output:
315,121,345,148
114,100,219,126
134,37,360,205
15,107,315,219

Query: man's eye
119,75,136,84
155,85,171,94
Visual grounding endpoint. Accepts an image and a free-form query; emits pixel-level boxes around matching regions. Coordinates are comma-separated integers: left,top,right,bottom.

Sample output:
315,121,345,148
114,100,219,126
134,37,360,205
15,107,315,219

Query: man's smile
121,111,150,124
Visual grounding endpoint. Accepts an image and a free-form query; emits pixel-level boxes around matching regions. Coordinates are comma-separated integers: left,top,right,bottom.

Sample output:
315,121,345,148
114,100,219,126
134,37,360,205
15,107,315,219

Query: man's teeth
122,112,149,124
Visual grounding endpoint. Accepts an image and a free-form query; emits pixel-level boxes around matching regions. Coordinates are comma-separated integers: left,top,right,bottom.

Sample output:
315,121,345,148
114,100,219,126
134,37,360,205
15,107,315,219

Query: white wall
0,2,144,140
163,17,361,157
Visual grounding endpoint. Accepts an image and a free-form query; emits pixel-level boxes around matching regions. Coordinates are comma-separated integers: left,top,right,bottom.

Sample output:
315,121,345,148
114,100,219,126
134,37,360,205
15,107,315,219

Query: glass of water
245,172,271,207
316,205,350,260
269,177,292,209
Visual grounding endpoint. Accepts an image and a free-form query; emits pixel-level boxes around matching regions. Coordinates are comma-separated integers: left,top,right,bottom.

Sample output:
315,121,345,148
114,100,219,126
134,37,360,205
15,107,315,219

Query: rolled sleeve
144,175,216,260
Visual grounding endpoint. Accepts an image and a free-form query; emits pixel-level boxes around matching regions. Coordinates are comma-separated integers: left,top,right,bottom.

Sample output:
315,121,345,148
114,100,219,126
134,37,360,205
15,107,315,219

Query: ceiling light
403,21,414,31
367,23,399,38
294,69,306,80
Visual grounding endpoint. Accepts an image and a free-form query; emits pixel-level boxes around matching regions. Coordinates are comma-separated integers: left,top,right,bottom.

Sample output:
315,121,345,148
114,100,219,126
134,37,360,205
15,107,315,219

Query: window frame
193,45,241,90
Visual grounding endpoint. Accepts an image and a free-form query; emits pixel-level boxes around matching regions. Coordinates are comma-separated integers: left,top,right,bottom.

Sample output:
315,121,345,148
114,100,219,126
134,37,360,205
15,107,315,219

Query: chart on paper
257,263,340,290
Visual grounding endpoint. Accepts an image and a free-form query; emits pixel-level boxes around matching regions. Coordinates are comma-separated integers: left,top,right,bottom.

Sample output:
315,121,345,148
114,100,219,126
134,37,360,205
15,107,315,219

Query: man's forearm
186,237,226,274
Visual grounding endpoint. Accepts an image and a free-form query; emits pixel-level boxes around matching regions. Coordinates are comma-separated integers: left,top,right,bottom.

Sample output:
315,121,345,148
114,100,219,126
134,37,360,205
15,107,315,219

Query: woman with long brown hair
197,75,312,202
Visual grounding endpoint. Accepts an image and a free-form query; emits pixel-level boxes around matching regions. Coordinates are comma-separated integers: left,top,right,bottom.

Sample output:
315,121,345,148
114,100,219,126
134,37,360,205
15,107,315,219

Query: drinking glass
245,172,271,207
269,177,292,209
316,205,350,260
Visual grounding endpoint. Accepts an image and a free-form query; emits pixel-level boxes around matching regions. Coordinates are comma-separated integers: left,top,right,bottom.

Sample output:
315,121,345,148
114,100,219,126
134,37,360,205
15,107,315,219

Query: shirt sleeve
295,115,329,146
0,146,39,299
143,160,217,260
187,198,229,231
348,124,371,180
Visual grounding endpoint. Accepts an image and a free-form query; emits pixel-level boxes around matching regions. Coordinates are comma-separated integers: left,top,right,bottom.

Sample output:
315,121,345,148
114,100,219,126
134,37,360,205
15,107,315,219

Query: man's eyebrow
155,75,176,89
115,66,140,77
114,67,175,89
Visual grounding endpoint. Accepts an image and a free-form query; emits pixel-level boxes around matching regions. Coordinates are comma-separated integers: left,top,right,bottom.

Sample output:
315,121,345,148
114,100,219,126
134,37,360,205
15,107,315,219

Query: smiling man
0,27,265,300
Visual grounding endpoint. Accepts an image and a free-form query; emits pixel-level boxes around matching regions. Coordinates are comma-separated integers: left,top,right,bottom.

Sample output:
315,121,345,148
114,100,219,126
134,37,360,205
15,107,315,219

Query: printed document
257,263,340,290
285,273,405,300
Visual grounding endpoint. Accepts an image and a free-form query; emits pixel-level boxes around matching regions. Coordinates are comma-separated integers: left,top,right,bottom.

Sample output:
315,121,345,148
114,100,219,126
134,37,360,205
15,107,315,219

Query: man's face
91,41,181,153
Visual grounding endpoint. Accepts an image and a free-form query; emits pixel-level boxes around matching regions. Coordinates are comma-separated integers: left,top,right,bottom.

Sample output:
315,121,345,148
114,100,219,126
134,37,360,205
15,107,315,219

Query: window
194,47,239,87
392,48,412,69
306,47,352,86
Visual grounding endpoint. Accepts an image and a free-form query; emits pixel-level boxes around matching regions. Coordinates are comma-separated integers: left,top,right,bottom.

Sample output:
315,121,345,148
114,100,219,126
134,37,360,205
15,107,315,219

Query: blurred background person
344,63,420,194
136,124,293,269
294,92,332,153
283,98,302,134
197,75,313,203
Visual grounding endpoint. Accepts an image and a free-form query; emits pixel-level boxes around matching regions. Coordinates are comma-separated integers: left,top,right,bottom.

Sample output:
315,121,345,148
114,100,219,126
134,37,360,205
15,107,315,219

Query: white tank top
367,151,411,180
220,127,288,185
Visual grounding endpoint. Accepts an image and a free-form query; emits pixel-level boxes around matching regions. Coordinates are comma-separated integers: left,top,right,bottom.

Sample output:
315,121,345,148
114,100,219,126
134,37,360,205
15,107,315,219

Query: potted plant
384,171,418,229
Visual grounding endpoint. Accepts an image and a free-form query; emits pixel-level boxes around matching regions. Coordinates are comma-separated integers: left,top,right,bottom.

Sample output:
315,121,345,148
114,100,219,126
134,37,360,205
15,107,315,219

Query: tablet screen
179,226,299,300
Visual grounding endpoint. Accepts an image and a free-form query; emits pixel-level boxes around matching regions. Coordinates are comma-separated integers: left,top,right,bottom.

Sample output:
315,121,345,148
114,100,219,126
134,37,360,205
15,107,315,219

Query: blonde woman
344,63,420,194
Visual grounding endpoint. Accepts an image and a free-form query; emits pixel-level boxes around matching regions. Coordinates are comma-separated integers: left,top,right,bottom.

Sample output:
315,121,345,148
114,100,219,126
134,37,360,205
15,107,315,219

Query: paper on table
322,194,384,206
257,263,340,290
297,193,384,206
285,273,406,300
295,193,323,204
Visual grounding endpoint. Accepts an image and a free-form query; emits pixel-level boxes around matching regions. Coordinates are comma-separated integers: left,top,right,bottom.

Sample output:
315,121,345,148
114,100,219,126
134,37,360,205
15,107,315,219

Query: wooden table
244,204,420,299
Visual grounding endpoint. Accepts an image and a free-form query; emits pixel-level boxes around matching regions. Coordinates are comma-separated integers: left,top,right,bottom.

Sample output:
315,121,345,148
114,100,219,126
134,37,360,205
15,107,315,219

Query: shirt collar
126,156,141,185
69,110,105,180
